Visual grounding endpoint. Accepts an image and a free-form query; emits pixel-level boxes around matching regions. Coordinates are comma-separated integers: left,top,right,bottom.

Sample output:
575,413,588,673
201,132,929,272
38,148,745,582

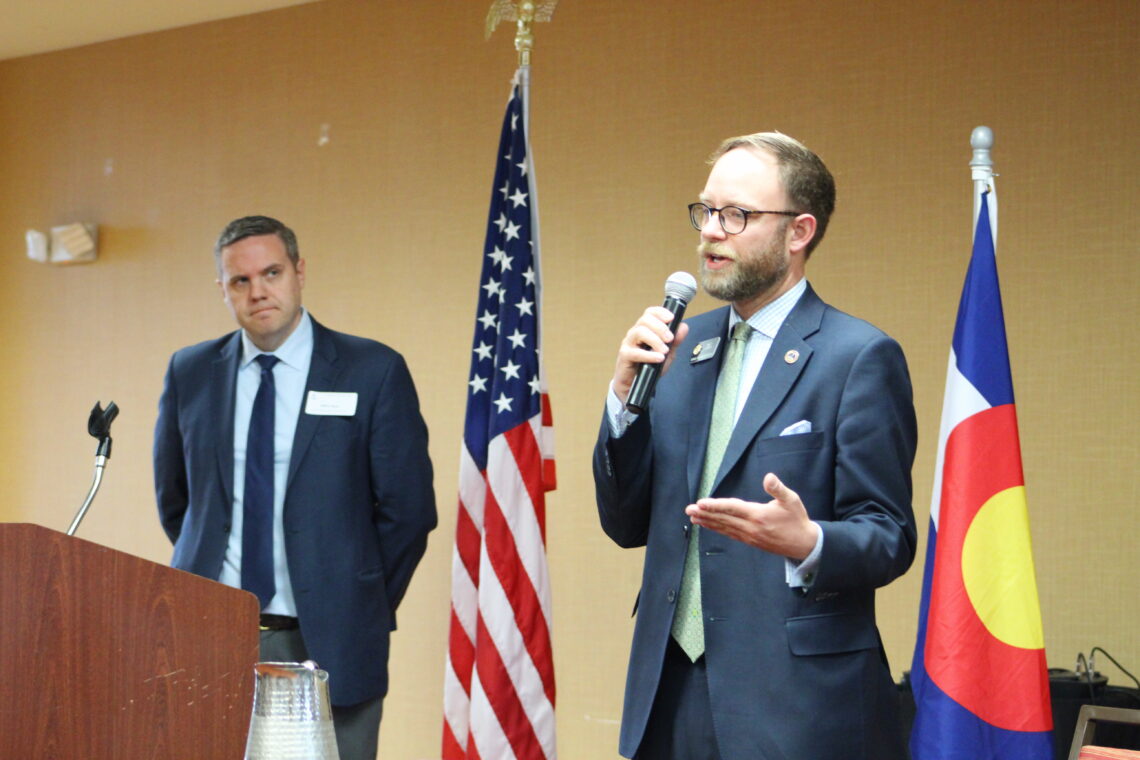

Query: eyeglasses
688,202,800,235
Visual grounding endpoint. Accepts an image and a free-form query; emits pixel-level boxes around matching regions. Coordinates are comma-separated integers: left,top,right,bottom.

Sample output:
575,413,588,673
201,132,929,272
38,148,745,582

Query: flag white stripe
459,444,487,528
469,668,516,760
443,656,471,745
929,349,991,528
449,544,479,642
531,413,556,460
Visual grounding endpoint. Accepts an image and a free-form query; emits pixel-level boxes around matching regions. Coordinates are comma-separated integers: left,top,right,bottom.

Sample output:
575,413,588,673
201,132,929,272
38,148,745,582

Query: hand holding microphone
615,272,698,414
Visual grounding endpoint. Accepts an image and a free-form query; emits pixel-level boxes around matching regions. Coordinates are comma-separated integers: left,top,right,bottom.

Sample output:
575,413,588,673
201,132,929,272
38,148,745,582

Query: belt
259,613,299,631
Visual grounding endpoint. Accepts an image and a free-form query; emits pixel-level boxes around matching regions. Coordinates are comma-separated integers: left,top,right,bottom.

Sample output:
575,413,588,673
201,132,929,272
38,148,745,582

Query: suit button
682,524,689,536
667,589,676,603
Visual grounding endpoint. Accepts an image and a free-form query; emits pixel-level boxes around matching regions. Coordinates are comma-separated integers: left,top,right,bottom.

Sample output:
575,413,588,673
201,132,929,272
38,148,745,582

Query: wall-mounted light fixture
26,223,99,265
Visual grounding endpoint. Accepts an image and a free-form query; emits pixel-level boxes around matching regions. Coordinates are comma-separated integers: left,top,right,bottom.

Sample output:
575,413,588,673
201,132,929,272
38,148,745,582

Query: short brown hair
710,132,836,257
214,215,299,269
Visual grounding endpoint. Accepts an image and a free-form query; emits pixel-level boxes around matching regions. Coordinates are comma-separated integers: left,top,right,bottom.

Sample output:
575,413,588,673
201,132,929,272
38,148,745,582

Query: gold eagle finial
485,0,559,65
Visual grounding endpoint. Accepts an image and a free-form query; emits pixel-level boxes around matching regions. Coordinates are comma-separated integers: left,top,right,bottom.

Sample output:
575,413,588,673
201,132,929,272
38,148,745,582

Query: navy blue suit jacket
594,285,917,759
154,317,436,706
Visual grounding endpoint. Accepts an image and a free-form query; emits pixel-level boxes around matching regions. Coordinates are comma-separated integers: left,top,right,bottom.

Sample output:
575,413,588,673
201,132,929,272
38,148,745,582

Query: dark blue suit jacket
154,317,436,706
594,285,917,759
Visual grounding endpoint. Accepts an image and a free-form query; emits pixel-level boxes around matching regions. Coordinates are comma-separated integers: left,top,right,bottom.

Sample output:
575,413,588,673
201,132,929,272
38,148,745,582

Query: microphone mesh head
664,271,698,303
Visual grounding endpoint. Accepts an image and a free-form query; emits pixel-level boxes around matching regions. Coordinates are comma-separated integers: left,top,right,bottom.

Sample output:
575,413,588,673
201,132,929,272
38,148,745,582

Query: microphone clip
88,401,119,459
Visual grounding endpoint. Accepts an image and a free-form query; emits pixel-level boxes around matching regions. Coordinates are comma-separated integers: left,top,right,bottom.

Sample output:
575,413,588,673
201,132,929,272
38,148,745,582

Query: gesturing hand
685,472,820,560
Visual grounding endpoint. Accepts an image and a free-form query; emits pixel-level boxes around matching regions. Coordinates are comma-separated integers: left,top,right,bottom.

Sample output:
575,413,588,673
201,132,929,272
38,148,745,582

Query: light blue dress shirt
219,309,313,615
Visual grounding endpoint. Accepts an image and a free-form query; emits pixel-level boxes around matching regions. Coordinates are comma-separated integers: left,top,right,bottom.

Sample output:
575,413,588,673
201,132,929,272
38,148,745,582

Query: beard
697,233,789,304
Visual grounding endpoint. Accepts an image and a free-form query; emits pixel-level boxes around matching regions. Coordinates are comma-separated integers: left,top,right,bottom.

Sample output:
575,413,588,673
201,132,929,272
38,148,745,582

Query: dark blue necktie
242,354,279,609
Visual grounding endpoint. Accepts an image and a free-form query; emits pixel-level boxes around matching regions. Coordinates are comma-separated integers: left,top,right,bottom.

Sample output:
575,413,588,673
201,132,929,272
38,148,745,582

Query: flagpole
970,126,997,245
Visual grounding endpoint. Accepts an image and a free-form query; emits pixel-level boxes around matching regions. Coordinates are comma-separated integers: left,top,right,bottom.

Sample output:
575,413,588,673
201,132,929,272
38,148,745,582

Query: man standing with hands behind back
154,215,436,760
594,134,918,759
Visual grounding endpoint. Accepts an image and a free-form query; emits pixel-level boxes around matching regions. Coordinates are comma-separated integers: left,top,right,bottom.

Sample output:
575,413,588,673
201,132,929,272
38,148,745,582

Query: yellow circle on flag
961,485,1045,649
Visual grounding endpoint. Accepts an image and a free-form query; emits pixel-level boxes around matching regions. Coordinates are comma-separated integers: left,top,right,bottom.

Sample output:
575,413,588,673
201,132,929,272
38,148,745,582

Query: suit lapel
683,309,732,501
711,286,826,494
213,333,242,507
287,319,341,491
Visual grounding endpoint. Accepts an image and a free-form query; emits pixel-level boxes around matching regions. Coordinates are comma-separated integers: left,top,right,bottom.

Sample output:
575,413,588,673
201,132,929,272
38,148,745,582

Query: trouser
635,637,722,760
259,625,384,760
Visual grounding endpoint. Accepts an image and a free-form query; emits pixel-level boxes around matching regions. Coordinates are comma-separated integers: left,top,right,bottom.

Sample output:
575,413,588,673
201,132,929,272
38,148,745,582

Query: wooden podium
0,523,260,758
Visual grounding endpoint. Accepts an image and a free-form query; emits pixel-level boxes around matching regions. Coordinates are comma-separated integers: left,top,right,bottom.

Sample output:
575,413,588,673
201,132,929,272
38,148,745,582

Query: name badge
305,391,358,416
690,337,721,364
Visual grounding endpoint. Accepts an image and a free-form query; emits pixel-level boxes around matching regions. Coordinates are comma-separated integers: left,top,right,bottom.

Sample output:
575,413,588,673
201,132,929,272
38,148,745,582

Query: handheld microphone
626,272,698,415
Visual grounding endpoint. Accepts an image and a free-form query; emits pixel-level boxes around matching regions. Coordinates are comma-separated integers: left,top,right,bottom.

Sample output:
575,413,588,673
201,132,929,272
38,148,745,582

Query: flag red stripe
442,721,466,760
542,458,557,495
455,496,482,585
475,614,547,760
483,474,556,704
448,608,475,693
541,394,557,491
541,393,553,426
504,422,548,542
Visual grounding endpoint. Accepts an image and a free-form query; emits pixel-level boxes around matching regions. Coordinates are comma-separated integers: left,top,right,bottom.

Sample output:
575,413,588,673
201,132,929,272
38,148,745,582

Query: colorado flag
909,185,1053,759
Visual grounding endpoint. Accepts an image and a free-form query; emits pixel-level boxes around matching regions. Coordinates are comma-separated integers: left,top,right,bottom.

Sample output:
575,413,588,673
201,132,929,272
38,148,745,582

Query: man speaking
594,134,918,759
154,215,436,760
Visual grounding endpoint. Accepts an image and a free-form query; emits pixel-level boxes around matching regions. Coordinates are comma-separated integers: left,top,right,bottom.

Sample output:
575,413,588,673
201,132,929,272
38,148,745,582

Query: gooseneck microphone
66,401,119,536
625,272,698,415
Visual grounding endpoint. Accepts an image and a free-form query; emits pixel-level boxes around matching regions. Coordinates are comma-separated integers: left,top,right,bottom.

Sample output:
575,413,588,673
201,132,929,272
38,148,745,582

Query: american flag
443,68,557,760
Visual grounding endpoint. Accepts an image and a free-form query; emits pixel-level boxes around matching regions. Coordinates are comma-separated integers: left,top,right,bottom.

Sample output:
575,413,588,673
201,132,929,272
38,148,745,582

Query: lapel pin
690,336,721,364
784,349,800,364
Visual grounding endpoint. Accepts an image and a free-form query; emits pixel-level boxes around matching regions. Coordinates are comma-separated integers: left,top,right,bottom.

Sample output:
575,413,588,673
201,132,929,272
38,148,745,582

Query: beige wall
1,0,1136,756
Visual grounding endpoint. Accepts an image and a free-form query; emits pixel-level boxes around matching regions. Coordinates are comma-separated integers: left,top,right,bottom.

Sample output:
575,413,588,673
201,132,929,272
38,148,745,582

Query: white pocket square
779,420,812,436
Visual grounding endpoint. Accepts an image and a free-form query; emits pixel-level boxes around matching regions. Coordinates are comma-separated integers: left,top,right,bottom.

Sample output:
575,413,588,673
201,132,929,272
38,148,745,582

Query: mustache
697,242,735,260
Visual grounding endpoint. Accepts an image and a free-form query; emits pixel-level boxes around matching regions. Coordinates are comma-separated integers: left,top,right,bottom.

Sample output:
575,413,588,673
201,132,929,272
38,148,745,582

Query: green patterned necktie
671,320,752,662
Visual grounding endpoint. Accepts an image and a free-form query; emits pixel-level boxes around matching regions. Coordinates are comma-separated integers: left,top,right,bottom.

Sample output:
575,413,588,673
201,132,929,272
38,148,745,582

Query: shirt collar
240,308,313,370
728,278,808,339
